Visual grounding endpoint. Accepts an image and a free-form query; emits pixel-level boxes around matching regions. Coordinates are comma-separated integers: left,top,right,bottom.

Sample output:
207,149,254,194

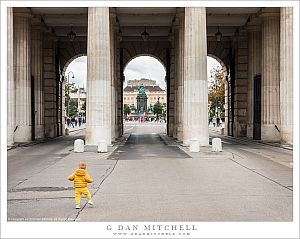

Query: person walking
68,162,94,209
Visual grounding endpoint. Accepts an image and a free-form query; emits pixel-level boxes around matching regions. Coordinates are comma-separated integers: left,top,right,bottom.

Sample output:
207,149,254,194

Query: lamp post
67,71,75,117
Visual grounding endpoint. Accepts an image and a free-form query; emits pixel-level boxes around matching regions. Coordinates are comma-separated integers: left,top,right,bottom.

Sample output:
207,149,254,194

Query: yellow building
123,78,166,111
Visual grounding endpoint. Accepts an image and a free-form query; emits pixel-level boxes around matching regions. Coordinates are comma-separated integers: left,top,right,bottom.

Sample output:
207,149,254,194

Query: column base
86,125,111,146
14,125,32,143
7,126,15,146
177,124,183,141
182,125,209,147
280,125,293,145
261,124,281,142
173,124,177,139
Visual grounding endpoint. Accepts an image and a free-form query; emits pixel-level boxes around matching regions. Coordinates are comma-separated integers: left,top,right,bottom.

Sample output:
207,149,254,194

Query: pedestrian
68,162,94,209
78,117,82,127
217,117,220,127
75,117,78,127
71,117,75,128
212,117,216,127
67,117,71,127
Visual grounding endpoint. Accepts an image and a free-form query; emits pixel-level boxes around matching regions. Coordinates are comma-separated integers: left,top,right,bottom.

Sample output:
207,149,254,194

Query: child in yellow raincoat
68,162,94,209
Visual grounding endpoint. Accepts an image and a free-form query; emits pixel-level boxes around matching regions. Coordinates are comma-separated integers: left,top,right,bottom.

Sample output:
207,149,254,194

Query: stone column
280,7,293,145
173,22,179,139
7,8,15,146
246,19,262,139
261,8,280,142
116,31,122,138
182,7,209,146
86,7,112,145
110,10,116,142
176,8,184,141
13,8,32,142
31,16,45,139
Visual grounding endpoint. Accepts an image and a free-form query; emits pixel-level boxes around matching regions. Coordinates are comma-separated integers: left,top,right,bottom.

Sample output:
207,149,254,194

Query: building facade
123,78,167,111
6,7,294,147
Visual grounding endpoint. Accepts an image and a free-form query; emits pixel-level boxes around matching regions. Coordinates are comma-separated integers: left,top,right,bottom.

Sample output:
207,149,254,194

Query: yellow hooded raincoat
68,169,94,188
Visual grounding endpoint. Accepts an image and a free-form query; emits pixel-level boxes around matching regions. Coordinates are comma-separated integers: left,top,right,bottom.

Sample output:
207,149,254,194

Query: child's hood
75,168,86,176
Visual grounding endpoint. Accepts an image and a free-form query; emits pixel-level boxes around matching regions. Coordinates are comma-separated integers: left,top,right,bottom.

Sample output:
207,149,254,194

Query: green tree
208,67,225,118
68,98,78,117
65,82,78,116
162,103,167,117
123,104,131,116
153,101,163,117
129,104,136,113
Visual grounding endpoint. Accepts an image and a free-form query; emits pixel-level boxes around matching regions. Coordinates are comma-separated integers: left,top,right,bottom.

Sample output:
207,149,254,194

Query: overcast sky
66,55,221,89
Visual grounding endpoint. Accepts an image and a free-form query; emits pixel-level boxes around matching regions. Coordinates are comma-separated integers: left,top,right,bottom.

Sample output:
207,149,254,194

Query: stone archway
207,55,230,135
123,55,167,126
120,40,174,136
121,41,170,69
61,53,87,78
60,54,87,135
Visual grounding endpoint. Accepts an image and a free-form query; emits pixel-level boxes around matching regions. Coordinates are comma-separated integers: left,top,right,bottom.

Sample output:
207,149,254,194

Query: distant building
69,87,86,116
123,78,167,111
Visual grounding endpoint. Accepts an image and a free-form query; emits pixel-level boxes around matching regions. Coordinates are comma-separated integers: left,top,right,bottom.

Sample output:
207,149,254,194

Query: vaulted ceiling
30,7,262,41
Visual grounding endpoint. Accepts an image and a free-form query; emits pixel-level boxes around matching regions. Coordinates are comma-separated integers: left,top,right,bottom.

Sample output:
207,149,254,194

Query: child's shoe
75,205,81,209
88,200,94,205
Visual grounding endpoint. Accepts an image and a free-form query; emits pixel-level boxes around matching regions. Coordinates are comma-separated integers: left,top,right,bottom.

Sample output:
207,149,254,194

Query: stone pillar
110,10,116,142
116,33,122,138
182,7,209,146
173,22,179,139
261,8,280,142
280,7,293,145
175,9,184,141
7,8,15,146
13,8,32,142
86,7,112,145
31,16,45,139
246,19,262,139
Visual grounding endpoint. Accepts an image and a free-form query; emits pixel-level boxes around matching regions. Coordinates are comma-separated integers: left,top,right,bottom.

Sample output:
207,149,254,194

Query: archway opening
63,55,87,130
123,55,167,134
207,55,228,135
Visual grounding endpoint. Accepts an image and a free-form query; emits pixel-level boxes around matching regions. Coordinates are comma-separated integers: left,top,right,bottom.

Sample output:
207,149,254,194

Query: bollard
212,138,222,152
74,139,84,153
98,140,108,153
189,139,200,152
65,128,69,135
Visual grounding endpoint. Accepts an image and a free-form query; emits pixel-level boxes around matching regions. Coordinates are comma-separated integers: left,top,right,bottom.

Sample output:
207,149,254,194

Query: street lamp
215,25,222,42
67,71,75,117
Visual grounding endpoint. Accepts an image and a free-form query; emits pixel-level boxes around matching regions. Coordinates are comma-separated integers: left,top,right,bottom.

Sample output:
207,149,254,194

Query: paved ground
7,122,293,222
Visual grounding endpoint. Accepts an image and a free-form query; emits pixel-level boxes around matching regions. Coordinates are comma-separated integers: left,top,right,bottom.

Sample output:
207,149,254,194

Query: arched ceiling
30,7,262,42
